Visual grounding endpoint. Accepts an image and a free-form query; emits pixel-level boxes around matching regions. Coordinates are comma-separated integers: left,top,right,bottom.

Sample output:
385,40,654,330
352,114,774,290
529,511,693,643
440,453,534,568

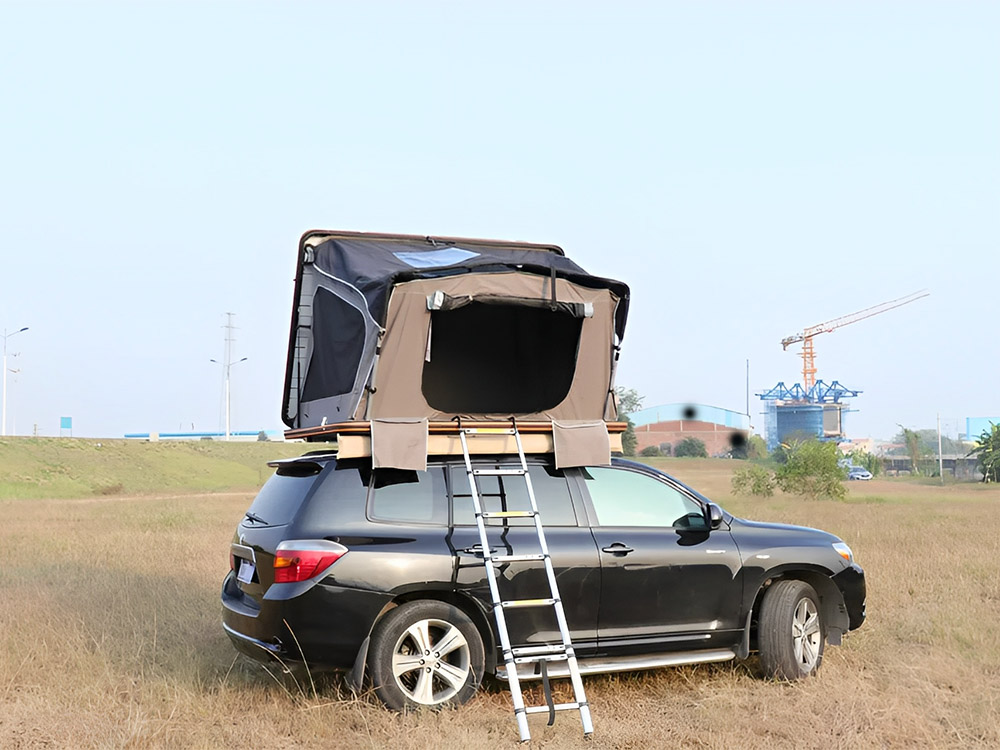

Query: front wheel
368,600,485,710
758,580,825,680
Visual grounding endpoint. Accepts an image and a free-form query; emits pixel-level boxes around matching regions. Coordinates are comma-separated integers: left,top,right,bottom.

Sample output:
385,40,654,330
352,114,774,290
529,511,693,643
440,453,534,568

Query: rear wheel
758,580,825,679
368,600,485,710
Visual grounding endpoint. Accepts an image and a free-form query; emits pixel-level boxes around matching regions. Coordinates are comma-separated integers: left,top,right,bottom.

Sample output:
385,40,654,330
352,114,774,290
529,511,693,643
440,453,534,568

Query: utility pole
937,413,944,484
745,359,750,426
2,327,29,437
211,313,247,441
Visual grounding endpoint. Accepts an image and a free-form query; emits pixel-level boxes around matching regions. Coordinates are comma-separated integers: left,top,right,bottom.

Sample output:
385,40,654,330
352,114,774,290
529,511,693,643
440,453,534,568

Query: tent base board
336,432,624,460
285,420,626,461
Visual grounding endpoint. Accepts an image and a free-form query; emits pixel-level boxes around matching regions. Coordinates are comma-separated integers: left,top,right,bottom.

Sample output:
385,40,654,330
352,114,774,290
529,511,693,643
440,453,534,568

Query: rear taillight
273,540,348,583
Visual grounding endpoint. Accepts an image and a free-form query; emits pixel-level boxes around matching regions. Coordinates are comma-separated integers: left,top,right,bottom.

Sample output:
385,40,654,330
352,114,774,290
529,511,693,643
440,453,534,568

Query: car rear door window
451,464,577,526
244,462,325,527
369,467,448,525
583,466,702,528
294,461,369,528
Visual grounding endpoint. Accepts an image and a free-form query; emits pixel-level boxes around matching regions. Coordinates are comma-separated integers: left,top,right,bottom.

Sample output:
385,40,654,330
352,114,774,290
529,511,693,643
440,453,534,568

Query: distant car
847,468,873,481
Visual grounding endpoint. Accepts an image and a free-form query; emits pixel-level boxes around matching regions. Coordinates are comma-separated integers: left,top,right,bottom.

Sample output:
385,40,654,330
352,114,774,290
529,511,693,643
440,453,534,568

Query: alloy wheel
792,597,822,671
390,617,472,705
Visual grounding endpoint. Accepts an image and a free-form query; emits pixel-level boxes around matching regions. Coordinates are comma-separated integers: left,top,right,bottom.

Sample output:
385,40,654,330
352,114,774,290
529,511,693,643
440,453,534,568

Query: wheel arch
744,567,850,656
351,589,498,687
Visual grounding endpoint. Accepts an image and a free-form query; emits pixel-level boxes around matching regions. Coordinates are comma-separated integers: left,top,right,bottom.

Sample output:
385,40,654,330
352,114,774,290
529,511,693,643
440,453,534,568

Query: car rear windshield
243,462,325,527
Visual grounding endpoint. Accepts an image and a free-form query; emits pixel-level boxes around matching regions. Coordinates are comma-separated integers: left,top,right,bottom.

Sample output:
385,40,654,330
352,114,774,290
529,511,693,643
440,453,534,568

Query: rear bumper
223,620,285,659
221,571,393,670
832,563,866,630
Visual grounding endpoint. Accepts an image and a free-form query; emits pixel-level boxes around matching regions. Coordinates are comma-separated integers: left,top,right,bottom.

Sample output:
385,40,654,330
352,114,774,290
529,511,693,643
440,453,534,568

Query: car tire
368,600,485,711
758,580,825,680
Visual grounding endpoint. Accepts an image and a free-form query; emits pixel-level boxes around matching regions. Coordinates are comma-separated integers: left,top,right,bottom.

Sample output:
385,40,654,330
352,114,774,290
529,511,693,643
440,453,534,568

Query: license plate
237,559,256,584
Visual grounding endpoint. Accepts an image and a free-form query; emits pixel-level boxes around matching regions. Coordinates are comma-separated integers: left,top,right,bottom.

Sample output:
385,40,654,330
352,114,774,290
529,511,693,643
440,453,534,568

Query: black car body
222,454,865,702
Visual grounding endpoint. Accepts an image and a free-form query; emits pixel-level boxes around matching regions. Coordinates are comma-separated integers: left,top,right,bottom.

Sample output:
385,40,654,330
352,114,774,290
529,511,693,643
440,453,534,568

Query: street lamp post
211,355,247,441
2,327,28,437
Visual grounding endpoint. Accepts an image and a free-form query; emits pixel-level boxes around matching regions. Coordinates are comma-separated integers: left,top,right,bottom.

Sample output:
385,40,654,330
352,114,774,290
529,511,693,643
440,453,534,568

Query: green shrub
674,437,708,458
774,439,847,501
731,465,776,496
639,445,662,457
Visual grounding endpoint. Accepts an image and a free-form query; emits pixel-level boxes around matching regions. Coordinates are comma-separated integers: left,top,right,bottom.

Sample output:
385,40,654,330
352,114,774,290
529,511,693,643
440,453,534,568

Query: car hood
730,517,842,544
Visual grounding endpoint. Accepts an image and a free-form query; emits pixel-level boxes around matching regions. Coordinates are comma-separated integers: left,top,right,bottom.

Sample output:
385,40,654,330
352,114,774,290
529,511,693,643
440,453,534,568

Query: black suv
222,454,865,709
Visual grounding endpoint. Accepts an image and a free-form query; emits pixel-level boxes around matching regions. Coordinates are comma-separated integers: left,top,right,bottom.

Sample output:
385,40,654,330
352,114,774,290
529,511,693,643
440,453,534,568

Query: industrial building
629,403,749,456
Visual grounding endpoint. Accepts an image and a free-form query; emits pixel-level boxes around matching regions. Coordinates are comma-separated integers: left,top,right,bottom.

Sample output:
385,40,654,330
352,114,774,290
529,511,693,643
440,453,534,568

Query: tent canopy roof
299,230,630,340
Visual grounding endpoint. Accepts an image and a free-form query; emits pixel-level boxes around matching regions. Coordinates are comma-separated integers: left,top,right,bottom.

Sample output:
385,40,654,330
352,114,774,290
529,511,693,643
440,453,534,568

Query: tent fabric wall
370,273,619,422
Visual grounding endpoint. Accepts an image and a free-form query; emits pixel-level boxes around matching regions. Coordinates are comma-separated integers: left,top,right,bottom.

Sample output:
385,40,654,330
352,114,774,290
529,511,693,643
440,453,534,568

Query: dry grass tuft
1,459,998,747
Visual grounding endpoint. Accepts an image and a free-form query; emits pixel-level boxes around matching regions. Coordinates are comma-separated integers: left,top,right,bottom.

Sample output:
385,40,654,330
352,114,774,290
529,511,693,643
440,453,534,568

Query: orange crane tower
781,290,929,390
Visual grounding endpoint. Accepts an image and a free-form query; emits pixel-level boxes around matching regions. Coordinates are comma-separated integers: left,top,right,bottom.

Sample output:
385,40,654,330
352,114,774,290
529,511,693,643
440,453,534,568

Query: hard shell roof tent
282,230,630,467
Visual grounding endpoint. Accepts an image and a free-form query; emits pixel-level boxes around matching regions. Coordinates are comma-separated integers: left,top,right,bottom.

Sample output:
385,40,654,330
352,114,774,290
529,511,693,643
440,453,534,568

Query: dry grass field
2,455,999,748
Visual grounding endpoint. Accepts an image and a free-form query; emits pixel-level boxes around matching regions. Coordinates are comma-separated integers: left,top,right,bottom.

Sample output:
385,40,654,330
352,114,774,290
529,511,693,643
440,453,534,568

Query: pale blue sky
1,1,997,440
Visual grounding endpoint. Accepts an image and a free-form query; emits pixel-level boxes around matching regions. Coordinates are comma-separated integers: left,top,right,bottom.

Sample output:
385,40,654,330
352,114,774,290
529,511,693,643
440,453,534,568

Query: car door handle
601,543,634,555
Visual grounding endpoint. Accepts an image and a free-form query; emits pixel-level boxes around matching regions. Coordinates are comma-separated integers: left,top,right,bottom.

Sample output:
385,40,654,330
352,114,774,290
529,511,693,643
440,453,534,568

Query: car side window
368,467,448,525
582,466,704,528
451,464,577,526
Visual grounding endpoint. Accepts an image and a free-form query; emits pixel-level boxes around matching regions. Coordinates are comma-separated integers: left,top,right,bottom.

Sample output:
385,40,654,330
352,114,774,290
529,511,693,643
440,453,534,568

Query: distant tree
615,386,644,457
774,439,847,501
968,423,1000,483
729,432,768,460
615,387,644,416
639,445,662,458
897,425,927,475
257,430,270,442
887,428,961,457
674,437,708,458
747,434,769,460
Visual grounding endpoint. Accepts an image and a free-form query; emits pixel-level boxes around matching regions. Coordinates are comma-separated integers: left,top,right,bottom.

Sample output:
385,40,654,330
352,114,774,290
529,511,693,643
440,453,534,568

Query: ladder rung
501,598,556,609
491,553,546,563
481,510,536,518
511,644,567,657
462,428,516,435
525,703,583,715
473,468,526,476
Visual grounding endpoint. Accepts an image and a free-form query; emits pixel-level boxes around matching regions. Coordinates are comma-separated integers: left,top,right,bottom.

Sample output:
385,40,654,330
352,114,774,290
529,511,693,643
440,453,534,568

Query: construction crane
781,290,929,390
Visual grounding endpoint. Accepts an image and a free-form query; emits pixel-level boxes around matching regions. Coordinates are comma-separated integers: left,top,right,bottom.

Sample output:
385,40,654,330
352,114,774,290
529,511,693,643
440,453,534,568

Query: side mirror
704,502,724,530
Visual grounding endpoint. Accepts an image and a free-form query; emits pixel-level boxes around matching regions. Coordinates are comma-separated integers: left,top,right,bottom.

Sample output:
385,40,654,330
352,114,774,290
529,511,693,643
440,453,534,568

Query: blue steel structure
758,380,861,451
757,381,860,404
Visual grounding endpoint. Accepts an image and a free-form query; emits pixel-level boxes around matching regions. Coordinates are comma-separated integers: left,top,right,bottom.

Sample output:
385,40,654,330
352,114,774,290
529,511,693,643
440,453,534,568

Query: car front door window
584,466,703,528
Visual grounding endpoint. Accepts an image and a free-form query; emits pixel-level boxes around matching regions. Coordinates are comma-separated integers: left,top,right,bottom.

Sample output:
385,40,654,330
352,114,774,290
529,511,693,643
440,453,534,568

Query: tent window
302,287,366,401
422,302,582,413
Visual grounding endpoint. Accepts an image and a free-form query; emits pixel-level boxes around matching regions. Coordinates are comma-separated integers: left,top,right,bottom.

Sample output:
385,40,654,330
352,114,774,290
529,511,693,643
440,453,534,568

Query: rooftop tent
282,230,630,430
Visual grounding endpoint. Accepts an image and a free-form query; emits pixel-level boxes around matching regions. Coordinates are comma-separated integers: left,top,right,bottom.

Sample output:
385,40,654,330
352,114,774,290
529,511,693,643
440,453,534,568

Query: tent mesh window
422,302,582,414
301,287,366,402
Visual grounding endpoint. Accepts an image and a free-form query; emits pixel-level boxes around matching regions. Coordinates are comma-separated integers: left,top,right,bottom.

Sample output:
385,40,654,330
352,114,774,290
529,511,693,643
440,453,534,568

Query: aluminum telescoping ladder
458,421,593,743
